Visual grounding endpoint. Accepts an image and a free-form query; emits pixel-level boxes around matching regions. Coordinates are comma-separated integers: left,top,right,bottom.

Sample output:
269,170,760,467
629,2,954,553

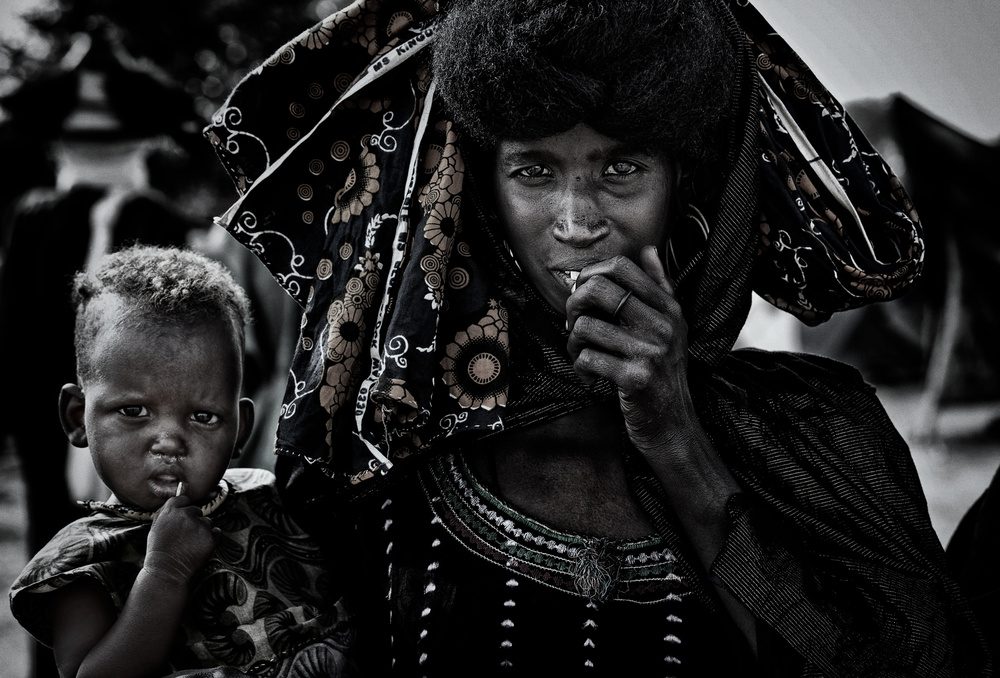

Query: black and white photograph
1,0,998,675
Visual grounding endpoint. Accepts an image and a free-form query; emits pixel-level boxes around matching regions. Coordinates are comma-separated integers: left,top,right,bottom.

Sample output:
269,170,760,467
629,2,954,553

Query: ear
59,384,89,448
233,397,255,459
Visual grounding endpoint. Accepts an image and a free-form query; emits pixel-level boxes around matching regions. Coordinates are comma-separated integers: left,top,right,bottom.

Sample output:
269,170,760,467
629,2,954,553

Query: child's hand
145,487,221,586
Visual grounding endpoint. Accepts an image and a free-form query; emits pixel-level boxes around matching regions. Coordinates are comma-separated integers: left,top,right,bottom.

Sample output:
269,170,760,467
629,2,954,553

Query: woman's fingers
568,252,680,332
566,251,687,389
572,345,632,386
638,244,674,295
566,274,629,332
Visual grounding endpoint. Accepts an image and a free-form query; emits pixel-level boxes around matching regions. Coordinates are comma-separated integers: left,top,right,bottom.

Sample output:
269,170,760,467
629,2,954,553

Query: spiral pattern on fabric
330,140,351,161
448,267,470,289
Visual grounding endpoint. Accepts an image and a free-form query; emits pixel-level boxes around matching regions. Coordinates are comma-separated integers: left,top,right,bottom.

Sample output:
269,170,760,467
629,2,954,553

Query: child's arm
50,494,220,678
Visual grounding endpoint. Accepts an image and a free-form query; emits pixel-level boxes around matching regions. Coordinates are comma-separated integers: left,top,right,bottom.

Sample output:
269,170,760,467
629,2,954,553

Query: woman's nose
552,183,610,247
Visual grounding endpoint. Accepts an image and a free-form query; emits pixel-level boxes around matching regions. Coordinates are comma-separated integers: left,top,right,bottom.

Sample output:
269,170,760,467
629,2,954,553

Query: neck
464,402,655,539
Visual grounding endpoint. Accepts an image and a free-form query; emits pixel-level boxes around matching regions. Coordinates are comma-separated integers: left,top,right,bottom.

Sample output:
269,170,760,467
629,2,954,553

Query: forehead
495,124,662,166
85,296,240,372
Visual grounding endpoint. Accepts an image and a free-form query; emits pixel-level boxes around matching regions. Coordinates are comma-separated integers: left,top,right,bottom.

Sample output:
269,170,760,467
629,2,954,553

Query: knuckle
573,314,597,337
579,274,604,296
617,369,641,393
628,367,652,392
651,313,679,342
575,347,596,371
610,254,631,274
590,275,617,302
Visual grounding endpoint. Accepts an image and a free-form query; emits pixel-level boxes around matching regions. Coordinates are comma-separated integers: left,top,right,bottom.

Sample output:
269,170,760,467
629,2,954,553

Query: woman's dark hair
432,0,736,166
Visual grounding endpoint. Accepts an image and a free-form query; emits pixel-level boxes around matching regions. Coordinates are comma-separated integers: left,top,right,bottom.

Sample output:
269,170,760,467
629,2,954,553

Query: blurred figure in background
0,23,207,678
0,21,206,541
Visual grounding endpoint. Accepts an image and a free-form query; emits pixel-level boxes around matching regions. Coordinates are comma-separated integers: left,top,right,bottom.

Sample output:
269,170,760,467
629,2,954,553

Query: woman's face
492,123,676,313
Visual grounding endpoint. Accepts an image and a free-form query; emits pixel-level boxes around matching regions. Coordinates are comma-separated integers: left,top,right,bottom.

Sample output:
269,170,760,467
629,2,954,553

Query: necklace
79,480,230,522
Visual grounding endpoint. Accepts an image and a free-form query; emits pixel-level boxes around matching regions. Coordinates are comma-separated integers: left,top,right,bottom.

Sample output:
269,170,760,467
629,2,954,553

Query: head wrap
205,0,922,499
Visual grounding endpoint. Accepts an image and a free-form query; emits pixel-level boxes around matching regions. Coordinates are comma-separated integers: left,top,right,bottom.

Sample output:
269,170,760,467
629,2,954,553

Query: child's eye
192,412,221,425
605,161,639,176
118,405,148,417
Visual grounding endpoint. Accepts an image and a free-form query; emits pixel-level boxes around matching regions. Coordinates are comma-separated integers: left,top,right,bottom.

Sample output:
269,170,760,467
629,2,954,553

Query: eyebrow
497,143,658,168
496,148,552,167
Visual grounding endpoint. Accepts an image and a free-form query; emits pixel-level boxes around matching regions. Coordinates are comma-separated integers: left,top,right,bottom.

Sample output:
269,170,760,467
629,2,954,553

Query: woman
205,0,989,674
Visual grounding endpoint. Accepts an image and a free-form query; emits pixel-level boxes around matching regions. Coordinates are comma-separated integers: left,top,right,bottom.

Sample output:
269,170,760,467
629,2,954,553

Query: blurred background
0,0,997,676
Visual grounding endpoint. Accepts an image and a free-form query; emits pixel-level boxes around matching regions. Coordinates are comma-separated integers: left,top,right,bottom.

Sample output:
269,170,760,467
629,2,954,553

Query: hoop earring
502,238,522,272
666,203,710,278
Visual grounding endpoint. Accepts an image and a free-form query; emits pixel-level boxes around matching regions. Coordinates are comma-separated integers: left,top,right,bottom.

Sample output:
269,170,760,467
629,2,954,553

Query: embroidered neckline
421,453,683,603
80,480,231,522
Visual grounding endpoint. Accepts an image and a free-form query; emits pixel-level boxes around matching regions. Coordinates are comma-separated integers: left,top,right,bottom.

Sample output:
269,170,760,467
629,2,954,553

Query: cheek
89,446,129,492
630,191,672,247
494,177,548,232
497,196,535,233
496,206,546,261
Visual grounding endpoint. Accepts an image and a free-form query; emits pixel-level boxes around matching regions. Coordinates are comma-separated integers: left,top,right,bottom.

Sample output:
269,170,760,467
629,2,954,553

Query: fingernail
175,481,186,497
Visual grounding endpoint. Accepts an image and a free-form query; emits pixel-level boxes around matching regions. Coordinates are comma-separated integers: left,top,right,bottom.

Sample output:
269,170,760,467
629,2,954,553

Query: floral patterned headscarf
205,0,922,498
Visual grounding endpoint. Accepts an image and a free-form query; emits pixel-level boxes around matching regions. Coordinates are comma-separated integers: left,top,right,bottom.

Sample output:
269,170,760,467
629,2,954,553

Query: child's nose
149,431,187,458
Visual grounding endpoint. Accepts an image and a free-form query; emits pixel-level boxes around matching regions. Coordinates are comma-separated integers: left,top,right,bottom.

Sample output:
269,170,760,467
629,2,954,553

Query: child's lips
150,473,183,497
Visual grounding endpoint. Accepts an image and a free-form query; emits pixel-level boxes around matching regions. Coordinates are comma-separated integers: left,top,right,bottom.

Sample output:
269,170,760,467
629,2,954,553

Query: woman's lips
553,269,581,290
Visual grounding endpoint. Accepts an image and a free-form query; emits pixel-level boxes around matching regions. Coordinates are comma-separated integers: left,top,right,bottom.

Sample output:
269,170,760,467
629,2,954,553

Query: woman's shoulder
701,347,879,415
697,347,913,480
719,347,869,387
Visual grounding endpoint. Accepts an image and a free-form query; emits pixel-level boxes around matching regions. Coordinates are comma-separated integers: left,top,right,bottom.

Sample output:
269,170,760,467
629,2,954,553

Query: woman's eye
192,412,221,425
514,165,552,179
605,161,639,176
118,405,148,418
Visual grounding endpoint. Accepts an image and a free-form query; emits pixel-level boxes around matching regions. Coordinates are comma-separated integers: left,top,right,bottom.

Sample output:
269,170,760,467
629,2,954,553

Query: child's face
63,301,253,511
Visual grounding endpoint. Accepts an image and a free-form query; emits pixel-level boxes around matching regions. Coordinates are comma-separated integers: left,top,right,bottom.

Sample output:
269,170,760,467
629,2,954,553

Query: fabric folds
700,350,987,675
204,0,923,497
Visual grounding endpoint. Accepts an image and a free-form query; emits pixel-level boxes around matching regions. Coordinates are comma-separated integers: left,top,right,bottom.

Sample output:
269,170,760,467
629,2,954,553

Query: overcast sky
2,0,998,142
754,0,999,143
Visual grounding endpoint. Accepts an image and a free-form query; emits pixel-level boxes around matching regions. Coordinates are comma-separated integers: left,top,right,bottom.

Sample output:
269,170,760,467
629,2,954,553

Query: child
9,245,352,678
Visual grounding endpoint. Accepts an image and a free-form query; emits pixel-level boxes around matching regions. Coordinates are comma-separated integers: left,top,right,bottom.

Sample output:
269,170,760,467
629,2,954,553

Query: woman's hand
566,245,698,455
567,246,757,651
146,491,220,586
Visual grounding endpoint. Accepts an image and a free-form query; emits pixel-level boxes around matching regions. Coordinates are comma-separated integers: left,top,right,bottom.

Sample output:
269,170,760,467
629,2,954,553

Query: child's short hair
72,244,252,382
